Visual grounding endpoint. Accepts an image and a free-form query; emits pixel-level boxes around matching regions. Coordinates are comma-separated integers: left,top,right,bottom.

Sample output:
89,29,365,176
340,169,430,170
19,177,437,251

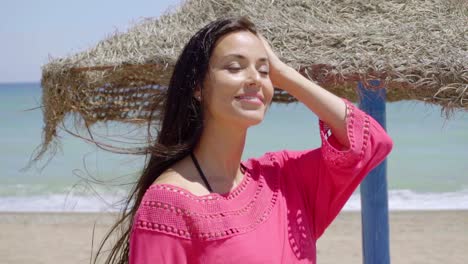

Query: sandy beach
1,210,467,264
317,210,468,264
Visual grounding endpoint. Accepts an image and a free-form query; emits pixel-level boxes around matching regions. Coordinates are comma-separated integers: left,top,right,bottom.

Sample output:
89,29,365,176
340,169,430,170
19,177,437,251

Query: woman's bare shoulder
152,157,189,185
151,157,208,196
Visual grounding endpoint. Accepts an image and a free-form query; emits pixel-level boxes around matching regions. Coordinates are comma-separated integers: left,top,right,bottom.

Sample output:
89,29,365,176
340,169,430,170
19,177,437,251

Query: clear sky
0,0,182,83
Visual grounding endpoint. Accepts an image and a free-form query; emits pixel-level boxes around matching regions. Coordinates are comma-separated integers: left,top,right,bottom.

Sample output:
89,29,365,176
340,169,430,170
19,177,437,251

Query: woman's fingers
258,34,281,65
257,34,289,89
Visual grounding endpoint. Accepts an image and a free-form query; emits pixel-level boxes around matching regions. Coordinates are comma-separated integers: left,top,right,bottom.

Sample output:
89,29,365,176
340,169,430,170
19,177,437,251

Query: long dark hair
93,16,258,264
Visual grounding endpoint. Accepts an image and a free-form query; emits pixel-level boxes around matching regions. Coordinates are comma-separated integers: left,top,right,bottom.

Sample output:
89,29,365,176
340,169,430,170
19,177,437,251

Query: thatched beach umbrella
37,0,467,161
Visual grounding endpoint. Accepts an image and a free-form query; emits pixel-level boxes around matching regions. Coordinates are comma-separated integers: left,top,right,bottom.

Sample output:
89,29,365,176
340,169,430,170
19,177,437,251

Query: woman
98,16,393,264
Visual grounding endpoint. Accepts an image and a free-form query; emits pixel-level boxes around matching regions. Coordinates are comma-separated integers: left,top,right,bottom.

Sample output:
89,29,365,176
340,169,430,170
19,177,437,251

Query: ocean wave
0,192,129,212
1,189,468,212
343,189,468,211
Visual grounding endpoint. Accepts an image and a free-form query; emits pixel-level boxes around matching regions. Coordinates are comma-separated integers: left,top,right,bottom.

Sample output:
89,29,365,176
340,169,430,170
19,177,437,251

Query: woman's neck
193,120,247,185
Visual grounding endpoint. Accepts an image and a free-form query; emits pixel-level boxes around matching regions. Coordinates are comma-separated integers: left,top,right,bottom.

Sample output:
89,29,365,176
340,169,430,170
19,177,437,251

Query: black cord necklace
190,152,213,192
190,152,247,194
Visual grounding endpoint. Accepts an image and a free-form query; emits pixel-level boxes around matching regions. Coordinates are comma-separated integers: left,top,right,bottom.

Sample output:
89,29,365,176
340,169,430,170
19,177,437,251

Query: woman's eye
227,67,241,72
259,67,269,75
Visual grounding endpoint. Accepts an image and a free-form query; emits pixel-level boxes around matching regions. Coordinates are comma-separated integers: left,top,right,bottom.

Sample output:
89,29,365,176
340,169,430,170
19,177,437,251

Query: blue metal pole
358,80,390,264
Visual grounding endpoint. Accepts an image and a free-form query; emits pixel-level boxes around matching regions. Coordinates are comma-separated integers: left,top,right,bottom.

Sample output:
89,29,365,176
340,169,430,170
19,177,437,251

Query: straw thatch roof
36,0,467,162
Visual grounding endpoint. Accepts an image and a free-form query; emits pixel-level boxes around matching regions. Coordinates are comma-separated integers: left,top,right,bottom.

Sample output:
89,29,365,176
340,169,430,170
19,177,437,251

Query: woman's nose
245,67,261,87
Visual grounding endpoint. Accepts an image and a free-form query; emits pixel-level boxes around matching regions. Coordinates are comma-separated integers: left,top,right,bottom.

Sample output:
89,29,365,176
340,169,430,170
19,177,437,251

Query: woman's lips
234,94,264,105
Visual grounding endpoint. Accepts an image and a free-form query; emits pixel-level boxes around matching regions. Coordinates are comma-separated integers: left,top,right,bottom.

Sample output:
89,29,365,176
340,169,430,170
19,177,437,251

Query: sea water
1,82,467,212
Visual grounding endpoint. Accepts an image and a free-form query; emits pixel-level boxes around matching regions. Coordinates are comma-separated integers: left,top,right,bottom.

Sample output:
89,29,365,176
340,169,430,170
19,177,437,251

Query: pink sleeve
274,99,393,239
129,219,195,264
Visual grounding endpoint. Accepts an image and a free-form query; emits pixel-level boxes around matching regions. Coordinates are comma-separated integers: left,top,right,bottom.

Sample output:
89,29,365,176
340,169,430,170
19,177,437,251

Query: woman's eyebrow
222,54,268,63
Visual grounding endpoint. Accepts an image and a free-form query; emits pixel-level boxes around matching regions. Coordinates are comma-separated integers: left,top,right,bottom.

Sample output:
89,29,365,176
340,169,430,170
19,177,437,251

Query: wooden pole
358,80,391,264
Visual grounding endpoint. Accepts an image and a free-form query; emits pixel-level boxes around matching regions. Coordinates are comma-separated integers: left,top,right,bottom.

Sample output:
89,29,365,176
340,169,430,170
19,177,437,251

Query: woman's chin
222,105,268,127
235,111,265,127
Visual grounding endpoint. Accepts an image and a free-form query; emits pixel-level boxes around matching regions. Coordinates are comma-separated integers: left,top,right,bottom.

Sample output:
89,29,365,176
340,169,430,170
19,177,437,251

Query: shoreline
2,188,468,212
1,210,467,264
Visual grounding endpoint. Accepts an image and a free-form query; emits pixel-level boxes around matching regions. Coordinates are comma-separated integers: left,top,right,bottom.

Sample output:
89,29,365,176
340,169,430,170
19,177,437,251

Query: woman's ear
194,85,202,101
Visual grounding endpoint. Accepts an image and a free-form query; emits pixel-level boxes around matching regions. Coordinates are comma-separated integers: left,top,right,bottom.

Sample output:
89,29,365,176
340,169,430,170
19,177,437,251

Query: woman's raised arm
259,35,349,149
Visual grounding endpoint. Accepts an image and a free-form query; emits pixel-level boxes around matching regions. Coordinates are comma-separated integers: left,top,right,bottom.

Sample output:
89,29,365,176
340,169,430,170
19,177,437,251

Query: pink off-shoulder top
129,99,393,264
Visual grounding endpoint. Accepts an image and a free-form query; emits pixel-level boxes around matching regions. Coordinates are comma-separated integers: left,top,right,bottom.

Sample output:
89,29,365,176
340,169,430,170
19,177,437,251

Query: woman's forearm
275,65,350,149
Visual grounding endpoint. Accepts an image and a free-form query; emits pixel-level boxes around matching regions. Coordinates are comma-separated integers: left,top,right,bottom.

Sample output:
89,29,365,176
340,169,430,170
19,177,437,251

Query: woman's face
200,30,274,128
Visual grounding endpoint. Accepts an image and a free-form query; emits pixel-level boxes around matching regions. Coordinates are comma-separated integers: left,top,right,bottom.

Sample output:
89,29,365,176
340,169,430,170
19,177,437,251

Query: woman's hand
258,34,349,148
257,34,290,89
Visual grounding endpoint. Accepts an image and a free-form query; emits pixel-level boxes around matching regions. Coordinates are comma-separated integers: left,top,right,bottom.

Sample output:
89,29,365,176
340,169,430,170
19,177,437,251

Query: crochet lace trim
319,99,370,169
135,158,281,241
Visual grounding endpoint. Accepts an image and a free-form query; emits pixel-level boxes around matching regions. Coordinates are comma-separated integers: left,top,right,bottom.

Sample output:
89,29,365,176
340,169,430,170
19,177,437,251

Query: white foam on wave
343,189,468,211
1,189,468,212
0,194,128,212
